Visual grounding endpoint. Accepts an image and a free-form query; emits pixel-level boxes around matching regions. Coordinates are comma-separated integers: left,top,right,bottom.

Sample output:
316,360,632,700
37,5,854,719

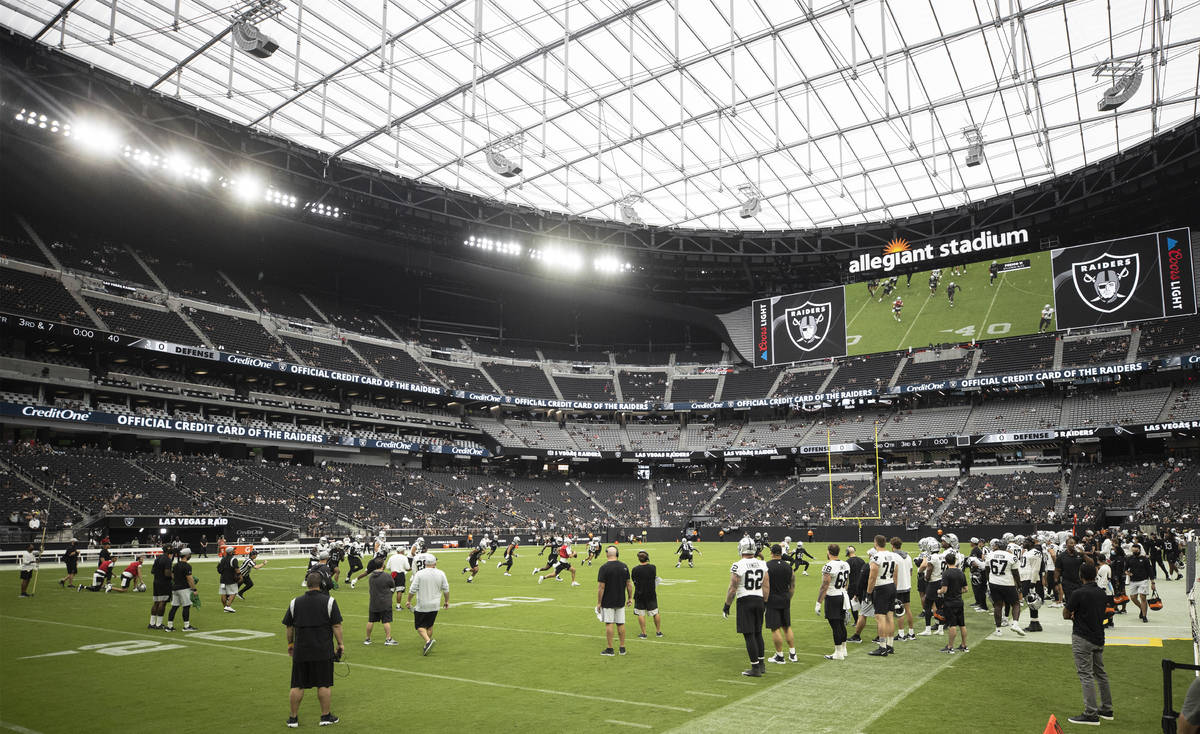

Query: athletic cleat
237,592,245,600
638,633,648,639
918,629,932,636
183,625,198,632
847,635,862,644
867,647,888,656
802,571,808,576
619,647,626,655
318,713,339,726
223,606,237,613
503,573,511,576
58,579,65,587
939,646,955,654
885,646,895,655
601,648,615,656
286,716,299,728
788,653,799,662
1027,621,1043,632
571,581,580,587
1011,624,1025,636
384,639,398,646
363,639,371,645
656,632,664,638
349,579,356,589
466,577,472,584
768,654,786,664
422,639,435,656
1067,713,1099,726
741,666,762,677
956,645,969,653
537,576,544,584
163,626,176,632
823,653,838,660
871,636,881,643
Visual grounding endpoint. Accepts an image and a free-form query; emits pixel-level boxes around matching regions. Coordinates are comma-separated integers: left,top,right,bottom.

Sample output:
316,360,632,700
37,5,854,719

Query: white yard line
605,720,652,729
0,722,45,734
684,691,727,698
0,615,693,713
975,274,1006,337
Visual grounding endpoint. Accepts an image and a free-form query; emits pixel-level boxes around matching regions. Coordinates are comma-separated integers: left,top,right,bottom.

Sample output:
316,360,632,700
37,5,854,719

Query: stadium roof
2,1,1199,232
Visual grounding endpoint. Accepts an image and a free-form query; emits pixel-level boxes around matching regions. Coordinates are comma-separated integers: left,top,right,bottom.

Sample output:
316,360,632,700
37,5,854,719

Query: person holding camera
283,572,345,728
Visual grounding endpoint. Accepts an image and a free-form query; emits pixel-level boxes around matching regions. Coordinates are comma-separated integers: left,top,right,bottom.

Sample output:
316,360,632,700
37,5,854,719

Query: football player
946,281,960,307
878,277,897,302
351,545,388,588
344,537,364,583
753,532,766,559
817,544,851,660
148,544,174,629
388,545,412,608
1038,304,1054,332
790,540,814,576
917,537,944,636
80,557,116,592
586,536,603,566
111,555,146,593
1020,537,1045,632
929,269,942,295
675,537,696,568
497,537,520,576
462,540,486,583
723,535,770,676
890,538,916,641
891,297,903,322
987,539,1025,636
538,540,581,586
865,535,899,656
989,260,1000,285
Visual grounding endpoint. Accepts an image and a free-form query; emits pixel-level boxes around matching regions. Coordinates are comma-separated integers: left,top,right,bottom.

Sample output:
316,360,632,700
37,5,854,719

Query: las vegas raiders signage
753,285,847,366
1052,229,1196,329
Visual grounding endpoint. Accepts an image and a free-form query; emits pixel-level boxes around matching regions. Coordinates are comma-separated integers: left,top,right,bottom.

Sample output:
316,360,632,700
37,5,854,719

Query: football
135,583,146,592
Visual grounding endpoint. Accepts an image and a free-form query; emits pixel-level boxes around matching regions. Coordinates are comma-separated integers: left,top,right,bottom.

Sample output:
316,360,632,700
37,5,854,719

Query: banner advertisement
753,285,848,366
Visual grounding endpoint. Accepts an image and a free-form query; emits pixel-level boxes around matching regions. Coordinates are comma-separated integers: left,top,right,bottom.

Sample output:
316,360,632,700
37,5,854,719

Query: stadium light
737,183,762,219
264,187,297,208
1095,59,1144,111
14,109,70,137
963,126,984,167
594,255,633,274
534,247,582,272
306,202,342,218
618,194,645,228
465,235,521,255
222,175,264,202
70,119,121,157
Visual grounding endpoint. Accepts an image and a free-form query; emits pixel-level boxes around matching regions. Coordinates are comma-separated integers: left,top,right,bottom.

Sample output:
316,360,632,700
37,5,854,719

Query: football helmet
1026,591,1043,610
513,536,520,543
754,532,762,540
738,537,757,555
784,536,792,543
945,533,959,547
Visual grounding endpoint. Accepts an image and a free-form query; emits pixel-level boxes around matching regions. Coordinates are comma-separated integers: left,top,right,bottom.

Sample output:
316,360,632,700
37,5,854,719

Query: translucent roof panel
2,0,1198,232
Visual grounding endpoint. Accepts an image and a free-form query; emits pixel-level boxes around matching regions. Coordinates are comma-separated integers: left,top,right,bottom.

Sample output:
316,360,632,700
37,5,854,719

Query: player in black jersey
148,545,174,630
946,281,960,307
351,549,387,588
345,540,363,584
497,537,520,576
462,545,485,584
790,542,814,576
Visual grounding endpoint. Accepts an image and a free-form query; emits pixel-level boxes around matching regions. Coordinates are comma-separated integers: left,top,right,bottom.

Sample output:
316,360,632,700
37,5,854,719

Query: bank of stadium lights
264,187,297,209
14,109,69,136
122,145,213,183
593,255,633,274
1095,59,1144,111
528,247,582,272
465,235,521,255
306,202,342,219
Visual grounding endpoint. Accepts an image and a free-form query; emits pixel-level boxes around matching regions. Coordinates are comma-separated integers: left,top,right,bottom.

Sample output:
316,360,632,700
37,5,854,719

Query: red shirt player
538,542,580,586
83,559,116,591
892,298,904,321
114,558,145,592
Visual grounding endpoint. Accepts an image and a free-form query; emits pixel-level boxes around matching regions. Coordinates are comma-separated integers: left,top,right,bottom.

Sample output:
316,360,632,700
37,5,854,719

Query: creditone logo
784,302,831,352
1072,252,1139,313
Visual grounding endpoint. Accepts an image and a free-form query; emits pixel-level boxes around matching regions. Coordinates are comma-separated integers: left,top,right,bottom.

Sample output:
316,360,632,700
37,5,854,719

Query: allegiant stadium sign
847,229,1031,275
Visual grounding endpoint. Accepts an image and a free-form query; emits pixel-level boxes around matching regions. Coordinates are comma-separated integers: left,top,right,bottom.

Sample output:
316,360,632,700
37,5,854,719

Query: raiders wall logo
1072,252,1139,313
784,301,831,352
123,517,136,527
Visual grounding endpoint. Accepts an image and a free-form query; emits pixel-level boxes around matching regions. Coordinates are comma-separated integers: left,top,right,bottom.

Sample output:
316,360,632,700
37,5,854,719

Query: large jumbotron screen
753,228,1196,366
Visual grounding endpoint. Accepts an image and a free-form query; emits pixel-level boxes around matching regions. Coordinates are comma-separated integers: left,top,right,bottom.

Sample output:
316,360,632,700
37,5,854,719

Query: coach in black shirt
938,552,969,653
596,546,633,656
765,545,796,664
1064,564,1113,725
1057,538,1091,602
1125,543,1157,622
846,546,867,620
630,551,662,639
283,572,345,728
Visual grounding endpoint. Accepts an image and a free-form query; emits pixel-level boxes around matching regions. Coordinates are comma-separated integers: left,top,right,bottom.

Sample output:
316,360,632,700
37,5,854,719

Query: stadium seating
625,422,681,450
619,371,668,402
897,354,973,383
137,252,246,308
1,268,93,326
878,405,972,439
238,279,322,322
484,362,557,398
577,478,648,525
6,447,197,516
775,369,833,397
87,299,201,346
669,377,718,402
425,361,495,392
1159,387,1200,422
185,308,290,360
301,292,395,340
567,422,625,450
962,394,1063,433
348,339,436,383
553,375,616,401
1065,460,1162,524
1145,459,1200,525
1138,319,1200,359
939,470,1062,525
45,234,150,287
1061,333,1130,368
824,354,900,392
720,367,782,400
976,333,1055,375
653,478,720,524
0,217,51,266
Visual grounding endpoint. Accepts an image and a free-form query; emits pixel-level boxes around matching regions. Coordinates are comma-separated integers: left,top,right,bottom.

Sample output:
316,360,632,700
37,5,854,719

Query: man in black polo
284,572,345,728
1056,537,1091,604
937,551,969,654
596,546,633,656
166,547,198,632
631,550,662,639
1064,564,1113,725
765,544,797,664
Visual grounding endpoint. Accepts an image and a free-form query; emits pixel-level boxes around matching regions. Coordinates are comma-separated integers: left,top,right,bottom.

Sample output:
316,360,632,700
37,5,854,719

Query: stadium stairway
570,479,621,524
888,357,907,390
1054,474,1070,516
16,214,62,269
1127,326,1142,362
965,348,983,378
839,482,878,516
219,270,259,312
646,482,661,527
1133,468,1177,511
712,371,727,402
58,272,108,330
1052,337,1064,370
929,480,961,525
698,479,733,515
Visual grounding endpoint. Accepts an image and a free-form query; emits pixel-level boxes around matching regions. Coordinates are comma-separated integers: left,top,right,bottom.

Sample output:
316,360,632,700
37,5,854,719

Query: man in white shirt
18,543,38,598
987,539,1026,636
816,544,851,660
386,548,412,611
891,538,916,641
723,536,770,677
406,554,450,656
1020,538,1045,632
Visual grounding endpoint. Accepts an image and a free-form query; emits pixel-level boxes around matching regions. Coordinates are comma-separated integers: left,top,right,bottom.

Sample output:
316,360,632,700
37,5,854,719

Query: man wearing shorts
765,544,796,664
630,550,662,639
596,546,633,656
284,572,344,728
166,547,198,632
58,541,80,589
406,554,449,656
218,546,241,613
149,545,174,630
987,539,1025,636
111,556,145,593
937,551,969,653
866,535,898,657
364,566,397,646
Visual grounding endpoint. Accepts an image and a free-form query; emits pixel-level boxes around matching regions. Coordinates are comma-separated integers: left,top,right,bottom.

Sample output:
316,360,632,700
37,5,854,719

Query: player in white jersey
386,548,412,610
866,535,899,656
918,540,944,636
1038,304,1055,332
817,543,852,660
986,539,1025,636
723,536,771,677
890,538,916,641
1019,538,1045,632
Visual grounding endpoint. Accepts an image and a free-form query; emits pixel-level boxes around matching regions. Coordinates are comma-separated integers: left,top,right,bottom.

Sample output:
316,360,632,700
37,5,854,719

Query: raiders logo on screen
1071,252,1139,313
784,301,831,352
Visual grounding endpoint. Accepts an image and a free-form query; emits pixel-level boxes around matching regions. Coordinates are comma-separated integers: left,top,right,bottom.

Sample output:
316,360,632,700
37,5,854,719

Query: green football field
846,252,1056,357
0,542,1190,733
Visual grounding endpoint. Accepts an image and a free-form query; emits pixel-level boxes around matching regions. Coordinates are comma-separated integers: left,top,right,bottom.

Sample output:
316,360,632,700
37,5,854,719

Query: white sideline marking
716,679,758,685
684,691,726,698
0,615,692,713
605,720,652,729
16,650,79,660
854,655,955,731
0,722,44,734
